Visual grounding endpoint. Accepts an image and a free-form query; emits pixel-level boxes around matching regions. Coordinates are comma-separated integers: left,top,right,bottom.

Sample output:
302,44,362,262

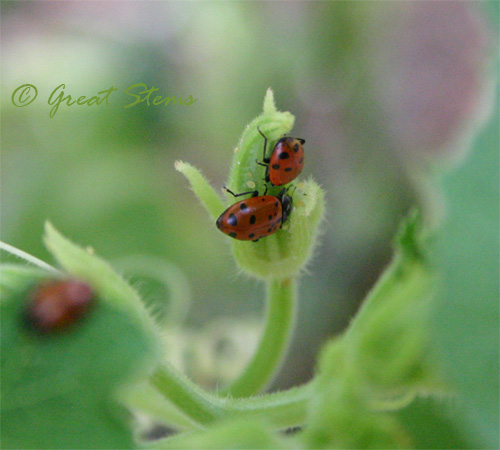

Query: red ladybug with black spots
256,127,305,186
216,187,293,241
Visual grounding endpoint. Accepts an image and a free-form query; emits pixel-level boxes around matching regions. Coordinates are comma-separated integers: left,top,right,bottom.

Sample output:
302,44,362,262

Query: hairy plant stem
148,361,311,430
133,277,301,432
220,277,297,397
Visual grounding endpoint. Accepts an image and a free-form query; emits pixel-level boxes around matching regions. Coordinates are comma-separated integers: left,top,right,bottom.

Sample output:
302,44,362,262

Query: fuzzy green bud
176,89,324,280
305,341,412,449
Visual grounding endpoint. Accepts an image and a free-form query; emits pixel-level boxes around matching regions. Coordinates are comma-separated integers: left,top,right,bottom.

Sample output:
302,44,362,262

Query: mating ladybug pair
216,128,305,242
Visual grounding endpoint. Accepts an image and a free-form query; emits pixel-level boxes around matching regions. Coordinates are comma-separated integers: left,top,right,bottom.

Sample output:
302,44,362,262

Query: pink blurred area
368,2,495,164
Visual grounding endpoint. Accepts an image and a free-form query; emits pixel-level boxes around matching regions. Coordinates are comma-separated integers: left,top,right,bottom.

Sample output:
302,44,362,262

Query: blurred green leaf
433,106,499,448
396,398,472,449
1,271,138,448
1,225,162,448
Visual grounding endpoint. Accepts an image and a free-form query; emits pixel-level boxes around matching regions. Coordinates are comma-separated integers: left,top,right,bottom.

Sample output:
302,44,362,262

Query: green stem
149,361,311,430
119,382,201,431
226,383,311,427
220,277,297,397
139,384,311,449
151,362,223,424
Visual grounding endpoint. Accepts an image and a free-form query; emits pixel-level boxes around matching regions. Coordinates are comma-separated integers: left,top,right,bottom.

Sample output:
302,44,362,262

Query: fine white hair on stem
0,241,61,274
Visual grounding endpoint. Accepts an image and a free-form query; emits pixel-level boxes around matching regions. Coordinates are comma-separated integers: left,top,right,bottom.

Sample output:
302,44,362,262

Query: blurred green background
1,1,497,390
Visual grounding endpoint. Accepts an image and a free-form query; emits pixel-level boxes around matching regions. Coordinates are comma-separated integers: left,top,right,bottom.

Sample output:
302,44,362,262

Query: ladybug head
280,191,293,225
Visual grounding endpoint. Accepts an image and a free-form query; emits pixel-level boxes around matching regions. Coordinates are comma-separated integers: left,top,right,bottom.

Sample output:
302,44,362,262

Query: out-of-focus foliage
2,2,496,390
432,104,499,448
1,226,161,449
1,2,498,448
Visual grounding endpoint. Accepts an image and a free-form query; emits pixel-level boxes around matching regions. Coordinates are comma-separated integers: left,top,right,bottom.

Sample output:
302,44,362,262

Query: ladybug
25,279,94,334
216,186,293,241
256,127,305,186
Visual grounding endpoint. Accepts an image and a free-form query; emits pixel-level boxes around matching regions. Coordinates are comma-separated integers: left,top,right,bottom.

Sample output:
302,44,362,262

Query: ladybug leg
257,127,270,162
223,186,259,198
252,238,260,242
255,159,270,182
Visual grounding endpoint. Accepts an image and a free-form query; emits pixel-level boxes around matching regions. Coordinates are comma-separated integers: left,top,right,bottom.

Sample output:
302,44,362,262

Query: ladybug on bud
216,186,293,242
256,127,305,186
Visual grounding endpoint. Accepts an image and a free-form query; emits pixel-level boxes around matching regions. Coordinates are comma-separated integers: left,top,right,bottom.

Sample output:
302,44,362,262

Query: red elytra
26,279,94,333
257,128,305,186
216,187,293,241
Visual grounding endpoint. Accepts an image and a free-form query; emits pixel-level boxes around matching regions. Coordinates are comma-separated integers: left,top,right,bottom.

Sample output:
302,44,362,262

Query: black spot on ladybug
279,152,290,160
272,164,280,170
249,233,255,239
229,232,237,238
240,203,247,210
284,168,292,172
274,201,279,207
267,228,272,233
268,215,273,220
293,143,299,152
262,198,266,202
228,214,238,226
250,215,256,224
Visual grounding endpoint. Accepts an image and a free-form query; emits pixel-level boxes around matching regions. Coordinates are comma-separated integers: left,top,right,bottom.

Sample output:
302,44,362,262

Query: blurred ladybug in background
25,279,94,334
216,186,293,242
256,127,305,186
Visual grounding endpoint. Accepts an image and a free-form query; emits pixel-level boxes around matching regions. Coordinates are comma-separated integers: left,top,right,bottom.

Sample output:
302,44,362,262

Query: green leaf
1,273,141,448
432,106,499,448
174,160,224,220
43,222,159,341
396,397,474,449
1,226,162,448
3,396,134,450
